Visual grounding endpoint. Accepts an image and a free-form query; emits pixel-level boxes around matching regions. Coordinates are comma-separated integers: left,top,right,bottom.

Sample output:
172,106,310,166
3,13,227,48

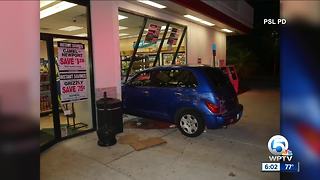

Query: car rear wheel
176,110,205,137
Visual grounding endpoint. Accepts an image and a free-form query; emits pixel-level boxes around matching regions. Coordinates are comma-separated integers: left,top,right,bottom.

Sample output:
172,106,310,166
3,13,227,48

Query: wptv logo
268,135,293,162
262,135,299,172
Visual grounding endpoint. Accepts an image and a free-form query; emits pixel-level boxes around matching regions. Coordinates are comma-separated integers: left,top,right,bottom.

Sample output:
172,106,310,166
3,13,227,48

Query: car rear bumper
204,104,243,129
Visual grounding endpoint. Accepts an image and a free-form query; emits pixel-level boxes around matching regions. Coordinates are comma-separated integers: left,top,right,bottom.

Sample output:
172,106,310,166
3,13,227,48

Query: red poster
167,28,179,46
145,24,161,44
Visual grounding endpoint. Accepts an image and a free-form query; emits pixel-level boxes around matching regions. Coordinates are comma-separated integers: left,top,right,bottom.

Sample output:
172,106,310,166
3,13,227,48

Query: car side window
172,70,198,88
148,69,197,88
130,69,198,88
149,70,171,87
129,72,151,87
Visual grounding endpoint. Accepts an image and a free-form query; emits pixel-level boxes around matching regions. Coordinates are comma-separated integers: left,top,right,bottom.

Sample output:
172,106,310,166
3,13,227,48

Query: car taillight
205,101,220,113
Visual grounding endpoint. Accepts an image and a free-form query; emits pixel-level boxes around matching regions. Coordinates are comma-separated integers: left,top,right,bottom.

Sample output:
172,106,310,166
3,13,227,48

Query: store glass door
40,39,57,146
40,34,95,149
53,38,93,138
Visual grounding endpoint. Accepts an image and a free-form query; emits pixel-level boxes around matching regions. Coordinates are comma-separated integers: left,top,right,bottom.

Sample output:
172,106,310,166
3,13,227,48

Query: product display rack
161,51,186,65
120,56,131,82
40,59,52,116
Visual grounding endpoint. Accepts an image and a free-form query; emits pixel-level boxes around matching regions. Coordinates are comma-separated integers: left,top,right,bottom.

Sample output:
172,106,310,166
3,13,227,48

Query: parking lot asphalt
41,86,280,180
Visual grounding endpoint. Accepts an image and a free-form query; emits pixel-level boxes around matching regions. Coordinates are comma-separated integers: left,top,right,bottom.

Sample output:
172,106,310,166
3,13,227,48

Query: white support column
0,1,39,119
90,1,121,99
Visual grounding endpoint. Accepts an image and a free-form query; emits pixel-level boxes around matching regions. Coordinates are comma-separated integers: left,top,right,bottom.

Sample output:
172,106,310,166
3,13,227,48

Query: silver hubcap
180,114,198,134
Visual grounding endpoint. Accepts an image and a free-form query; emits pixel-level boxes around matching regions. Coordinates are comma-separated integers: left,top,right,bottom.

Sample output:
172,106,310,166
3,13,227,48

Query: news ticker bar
261,162,300,172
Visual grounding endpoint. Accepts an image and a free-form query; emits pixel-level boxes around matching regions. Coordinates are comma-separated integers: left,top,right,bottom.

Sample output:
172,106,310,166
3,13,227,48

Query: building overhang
170,0,252,34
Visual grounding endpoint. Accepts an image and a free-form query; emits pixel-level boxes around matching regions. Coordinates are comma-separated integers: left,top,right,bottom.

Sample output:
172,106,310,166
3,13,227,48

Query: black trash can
96,92,123,146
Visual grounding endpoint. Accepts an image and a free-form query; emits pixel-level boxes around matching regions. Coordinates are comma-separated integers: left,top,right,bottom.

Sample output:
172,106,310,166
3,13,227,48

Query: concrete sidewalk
41,88,279,180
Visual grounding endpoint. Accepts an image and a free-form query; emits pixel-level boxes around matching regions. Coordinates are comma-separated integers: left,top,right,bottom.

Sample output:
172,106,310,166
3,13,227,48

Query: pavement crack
160,128,178,138
105,150,135,164
73,150,137,180
163,137,191,179
106,164,138,180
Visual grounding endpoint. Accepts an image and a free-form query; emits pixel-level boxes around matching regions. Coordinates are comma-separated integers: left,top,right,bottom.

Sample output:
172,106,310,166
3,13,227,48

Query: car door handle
175,92,182,96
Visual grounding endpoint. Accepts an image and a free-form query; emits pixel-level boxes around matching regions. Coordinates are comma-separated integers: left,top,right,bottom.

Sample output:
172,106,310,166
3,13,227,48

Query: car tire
175,109,205,137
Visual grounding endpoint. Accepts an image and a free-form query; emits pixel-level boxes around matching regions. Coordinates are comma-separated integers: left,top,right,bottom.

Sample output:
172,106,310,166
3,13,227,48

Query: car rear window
203,68,230,88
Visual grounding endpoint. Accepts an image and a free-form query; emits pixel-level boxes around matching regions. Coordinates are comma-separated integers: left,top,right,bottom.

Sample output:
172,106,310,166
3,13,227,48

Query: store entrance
40,34,95,149
40,39,58,146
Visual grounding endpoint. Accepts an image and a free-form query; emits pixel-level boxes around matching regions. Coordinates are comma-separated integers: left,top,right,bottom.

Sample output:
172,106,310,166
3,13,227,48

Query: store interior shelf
41,81,50,85
41,90,51,94
41,109,52,114
40,107,63,117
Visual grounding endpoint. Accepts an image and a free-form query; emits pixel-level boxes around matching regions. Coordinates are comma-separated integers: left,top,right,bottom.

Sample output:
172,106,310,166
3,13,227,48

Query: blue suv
122,65,243,137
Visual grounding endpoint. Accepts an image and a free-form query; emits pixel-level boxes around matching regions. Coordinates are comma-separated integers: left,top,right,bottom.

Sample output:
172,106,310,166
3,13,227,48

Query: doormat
123,119,176,129
118,134,166,151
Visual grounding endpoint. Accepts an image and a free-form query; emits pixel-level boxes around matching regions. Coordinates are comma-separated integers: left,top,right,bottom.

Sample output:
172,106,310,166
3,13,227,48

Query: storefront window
162,24,187,65
135,19,167,69
119,10,187,82
119,11,145,81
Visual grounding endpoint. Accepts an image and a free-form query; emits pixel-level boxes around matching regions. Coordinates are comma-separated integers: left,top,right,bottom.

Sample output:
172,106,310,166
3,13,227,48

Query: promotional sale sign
57,42,88,104
167,27,179,46
59,72,88,104
58,42,86,71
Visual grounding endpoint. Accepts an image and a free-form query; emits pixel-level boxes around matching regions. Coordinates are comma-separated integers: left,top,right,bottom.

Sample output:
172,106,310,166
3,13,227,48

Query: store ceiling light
128,35,139,38
53,38,66,42
119,33,129,37
119,26,128,30
40,0,56,8
74,33,87,37
184,14,215,26
121,34,139,39
221,28,233,33
59,26,83,31
137,0,166,9
40,1,77,19
118,15,128,21
161,26,172,31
